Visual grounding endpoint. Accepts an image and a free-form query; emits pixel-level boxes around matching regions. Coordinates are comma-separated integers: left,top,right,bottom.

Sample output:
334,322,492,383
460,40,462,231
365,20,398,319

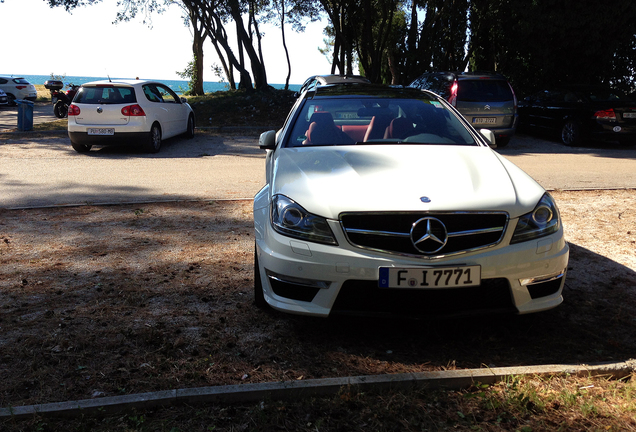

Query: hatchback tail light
448,81,458,106
593,109,616,120
121,104,146,116
68,104,80,116
16,85,27,90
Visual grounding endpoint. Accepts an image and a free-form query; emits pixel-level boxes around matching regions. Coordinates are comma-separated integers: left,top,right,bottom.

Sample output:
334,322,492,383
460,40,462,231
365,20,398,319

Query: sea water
12,74,300,94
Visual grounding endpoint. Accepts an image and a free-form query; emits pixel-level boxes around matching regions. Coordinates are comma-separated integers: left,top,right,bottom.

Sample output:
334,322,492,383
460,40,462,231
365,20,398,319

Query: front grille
331,278,515,317
340,212,508,258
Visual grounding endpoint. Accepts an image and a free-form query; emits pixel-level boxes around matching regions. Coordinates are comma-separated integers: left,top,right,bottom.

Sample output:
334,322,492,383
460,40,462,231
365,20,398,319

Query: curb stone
2,360,634,420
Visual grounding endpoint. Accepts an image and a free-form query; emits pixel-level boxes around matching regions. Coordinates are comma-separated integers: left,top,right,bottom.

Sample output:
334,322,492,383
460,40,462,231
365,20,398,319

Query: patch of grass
32,119,67,131
35,85,52,103
186,88,297,128
31,85,297,129
2,374,635,431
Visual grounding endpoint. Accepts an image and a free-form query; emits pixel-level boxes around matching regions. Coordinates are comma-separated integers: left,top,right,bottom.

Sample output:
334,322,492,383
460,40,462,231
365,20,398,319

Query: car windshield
286,96,477,147
74,85,137,104
13,78,30,84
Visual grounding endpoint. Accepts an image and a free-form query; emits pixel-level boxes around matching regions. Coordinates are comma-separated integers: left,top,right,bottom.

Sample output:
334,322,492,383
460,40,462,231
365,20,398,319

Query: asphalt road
0,126,634,209
0,101,59,132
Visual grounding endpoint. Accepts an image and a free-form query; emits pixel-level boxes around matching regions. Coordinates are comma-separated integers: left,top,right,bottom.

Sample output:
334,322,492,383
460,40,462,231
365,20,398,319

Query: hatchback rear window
457,80,513,102
74,86,136,104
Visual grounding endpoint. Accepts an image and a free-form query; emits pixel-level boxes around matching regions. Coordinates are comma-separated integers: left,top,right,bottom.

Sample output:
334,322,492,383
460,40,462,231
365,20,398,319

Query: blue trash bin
17,100,34,131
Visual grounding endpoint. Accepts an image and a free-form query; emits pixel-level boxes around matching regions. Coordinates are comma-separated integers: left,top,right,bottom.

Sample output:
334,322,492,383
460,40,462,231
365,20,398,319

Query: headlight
271,195,337,245
510,193,561,244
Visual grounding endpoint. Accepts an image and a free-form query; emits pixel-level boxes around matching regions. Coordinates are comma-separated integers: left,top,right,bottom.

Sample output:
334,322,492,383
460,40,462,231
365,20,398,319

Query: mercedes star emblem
410,217,448,254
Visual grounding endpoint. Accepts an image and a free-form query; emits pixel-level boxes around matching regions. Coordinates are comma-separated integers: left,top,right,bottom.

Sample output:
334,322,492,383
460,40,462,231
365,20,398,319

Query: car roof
298,74,372,94
81,79,157,87
456,71,508,80
308,83,434,99
416,71,508,81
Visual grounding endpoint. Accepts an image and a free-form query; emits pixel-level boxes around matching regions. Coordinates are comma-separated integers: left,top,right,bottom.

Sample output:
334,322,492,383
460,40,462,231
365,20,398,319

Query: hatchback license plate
473,117,496,124
88,128,115,136
623,112,636,119
379,266,481,289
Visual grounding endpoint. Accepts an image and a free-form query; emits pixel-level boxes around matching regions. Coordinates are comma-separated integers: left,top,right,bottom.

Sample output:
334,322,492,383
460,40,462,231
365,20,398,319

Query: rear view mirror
479,129,497,148
259,130,277,150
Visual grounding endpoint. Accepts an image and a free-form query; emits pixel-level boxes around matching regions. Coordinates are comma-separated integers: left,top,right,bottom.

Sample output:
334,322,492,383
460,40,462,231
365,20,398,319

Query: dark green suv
410,72,518,147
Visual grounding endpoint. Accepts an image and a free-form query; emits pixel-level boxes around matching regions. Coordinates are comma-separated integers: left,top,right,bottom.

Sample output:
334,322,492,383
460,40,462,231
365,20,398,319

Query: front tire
561,121,582,146
254,248,268,309
186,115,195,139
145,123,162,153
54,101,68,118
71,142,92,153
496,137,510,147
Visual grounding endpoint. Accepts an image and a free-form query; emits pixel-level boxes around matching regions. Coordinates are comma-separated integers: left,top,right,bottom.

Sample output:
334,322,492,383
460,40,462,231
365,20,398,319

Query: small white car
68,79,195,153
0,76,37,105
253,79,569,318
0,88,8,106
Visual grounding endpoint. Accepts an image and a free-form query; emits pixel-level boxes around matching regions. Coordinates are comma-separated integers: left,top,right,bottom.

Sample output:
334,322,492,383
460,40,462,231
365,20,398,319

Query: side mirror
180,97,187,104
479,129,497,148
259,130,277,150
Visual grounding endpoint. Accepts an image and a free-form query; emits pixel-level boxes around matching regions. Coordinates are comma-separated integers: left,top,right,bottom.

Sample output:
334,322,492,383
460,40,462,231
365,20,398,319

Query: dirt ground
0,189,635,409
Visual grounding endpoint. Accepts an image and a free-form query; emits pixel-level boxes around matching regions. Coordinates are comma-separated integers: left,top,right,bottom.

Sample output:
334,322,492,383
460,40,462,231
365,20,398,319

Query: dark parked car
409,71,518,147
518,86,636,146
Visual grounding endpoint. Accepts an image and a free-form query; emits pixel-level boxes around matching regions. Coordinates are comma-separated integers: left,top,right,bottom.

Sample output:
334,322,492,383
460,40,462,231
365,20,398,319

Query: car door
540,90,576,131
142,84,187,138
526,90,562,131
156,84,188,138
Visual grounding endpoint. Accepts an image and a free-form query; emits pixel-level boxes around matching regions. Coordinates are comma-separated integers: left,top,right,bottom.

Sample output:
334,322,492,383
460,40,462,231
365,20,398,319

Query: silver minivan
410,72,518,147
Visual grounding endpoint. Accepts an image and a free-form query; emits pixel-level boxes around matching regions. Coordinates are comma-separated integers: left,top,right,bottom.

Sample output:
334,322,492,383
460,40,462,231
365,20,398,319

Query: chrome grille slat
340,211,509,259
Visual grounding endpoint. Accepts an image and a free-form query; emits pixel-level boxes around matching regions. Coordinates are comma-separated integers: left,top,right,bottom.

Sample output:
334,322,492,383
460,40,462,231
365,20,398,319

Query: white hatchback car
254,80,569,318
0,76,37,105
0,88,8,106
68,79,195,153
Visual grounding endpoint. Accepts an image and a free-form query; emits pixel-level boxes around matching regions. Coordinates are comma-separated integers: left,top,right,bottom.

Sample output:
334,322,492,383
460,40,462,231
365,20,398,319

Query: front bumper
254,204,569,318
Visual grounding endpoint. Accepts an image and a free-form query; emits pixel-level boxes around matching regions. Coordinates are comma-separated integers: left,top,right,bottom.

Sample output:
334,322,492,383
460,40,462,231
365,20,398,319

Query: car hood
271,145,545,219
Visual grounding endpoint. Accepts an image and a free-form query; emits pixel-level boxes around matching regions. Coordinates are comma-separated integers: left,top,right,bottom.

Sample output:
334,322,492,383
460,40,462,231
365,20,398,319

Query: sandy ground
0,189,634,409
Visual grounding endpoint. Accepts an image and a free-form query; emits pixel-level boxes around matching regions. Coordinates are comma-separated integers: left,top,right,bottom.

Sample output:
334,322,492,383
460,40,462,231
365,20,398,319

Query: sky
0,0,334,85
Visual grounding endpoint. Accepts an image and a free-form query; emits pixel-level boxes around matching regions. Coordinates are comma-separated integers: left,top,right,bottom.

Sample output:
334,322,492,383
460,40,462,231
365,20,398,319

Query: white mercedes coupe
253,78,569,318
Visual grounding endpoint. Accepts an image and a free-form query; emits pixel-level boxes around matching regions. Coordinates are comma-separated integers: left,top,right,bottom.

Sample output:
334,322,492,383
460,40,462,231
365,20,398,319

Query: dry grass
0,190,635,430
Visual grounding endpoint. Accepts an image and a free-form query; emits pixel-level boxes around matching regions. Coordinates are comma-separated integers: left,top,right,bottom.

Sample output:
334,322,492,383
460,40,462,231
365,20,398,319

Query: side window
143,85,163,103
411,75,429,89
156,85,180,103
428,75,450,97
0,79,7,84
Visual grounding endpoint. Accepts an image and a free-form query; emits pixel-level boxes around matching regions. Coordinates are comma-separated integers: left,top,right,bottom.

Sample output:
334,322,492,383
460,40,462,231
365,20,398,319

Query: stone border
2,360,634,420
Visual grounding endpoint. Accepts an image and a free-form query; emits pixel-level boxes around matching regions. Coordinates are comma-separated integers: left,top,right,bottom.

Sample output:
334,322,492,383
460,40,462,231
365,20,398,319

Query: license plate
473,117,496,124
623,112,636,119
379,266,481,289
88,128,115,136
